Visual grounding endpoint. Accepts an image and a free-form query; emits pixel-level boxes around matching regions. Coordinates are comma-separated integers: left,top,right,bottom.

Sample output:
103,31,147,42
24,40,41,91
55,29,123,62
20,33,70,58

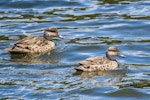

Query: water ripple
0,0,150,100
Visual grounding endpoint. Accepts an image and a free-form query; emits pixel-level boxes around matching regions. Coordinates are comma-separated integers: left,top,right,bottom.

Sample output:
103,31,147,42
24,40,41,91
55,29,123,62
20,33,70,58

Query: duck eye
47,30,53,32
87,66,90,69
50,30,56,32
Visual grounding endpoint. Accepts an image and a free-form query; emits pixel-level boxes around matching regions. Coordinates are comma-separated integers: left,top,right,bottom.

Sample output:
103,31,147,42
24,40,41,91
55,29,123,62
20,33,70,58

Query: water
0,0,150,99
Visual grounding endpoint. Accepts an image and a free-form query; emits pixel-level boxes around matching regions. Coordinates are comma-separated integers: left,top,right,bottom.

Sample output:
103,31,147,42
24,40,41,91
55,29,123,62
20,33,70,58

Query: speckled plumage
6,27,58,54
74,46,125,72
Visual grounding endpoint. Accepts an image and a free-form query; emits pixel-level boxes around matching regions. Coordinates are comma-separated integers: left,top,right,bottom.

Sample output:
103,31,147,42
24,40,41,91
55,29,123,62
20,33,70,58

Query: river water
0,0,150,100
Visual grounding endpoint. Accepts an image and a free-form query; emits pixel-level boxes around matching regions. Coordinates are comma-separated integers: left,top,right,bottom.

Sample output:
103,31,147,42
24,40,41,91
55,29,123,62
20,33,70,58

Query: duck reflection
73,67,127,86
9,51,62,64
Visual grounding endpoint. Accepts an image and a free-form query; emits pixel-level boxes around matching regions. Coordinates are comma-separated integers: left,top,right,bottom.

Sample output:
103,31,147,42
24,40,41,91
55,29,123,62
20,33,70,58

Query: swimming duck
6,27,58,54
74,46,125,72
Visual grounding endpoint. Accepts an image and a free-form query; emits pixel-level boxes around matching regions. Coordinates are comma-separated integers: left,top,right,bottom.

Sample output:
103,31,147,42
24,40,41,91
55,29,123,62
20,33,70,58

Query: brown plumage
6,27,58,55
74,46,125,72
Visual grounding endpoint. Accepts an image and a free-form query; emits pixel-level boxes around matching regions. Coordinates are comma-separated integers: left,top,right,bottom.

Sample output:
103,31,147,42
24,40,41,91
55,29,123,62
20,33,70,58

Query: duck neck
44,34,52,41
106,52,116,61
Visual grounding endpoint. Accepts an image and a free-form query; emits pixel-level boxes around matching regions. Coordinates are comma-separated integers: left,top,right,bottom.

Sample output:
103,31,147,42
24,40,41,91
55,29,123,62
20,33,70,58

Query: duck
6,27,59,55
74,46,125,72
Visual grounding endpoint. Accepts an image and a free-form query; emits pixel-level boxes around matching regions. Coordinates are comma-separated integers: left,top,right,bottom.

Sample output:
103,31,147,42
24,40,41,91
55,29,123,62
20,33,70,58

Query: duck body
74,46,125,72
6,36,55,54
6,27,58,55
74,56,118,72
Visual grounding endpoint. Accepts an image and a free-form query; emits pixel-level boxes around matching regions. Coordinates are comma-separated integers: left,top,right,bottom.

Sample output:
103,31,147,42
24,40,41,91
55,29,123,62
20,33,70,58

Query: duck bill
58,35,63,39
53,35,63,40
119,54,126,58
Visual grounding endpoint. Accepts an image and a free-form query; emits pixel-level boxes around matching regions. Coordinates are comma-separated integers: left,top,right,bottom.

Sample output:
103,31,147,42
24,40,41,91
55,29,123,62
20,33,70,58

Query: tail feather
5,48,12,52
5,48,27,54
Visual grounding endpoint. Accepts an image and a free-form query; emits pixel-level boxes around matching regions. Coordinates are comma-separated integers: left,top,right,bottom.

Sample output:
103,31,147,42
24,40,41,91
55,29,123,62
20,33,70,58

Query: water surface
0,0,150,100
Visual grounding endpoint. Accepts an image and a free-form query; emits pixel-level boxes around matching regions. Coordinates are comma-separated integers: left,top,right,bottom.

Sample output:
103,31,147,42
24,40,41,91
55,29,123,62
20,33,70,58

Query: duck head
44,27,58,40
106,46,125,60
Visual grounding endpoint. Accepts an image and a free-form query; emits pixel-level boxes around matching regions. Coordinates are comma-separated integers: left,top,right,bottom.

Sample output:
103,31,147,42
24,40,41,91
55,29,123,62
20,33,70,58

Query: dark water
0,0,150,99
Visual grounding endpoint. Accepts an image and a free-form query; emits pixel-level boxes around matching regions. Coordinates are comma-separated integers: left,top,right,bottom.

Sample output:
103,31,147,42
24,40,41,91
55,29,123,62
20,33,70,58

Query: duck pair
6,27,125,72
